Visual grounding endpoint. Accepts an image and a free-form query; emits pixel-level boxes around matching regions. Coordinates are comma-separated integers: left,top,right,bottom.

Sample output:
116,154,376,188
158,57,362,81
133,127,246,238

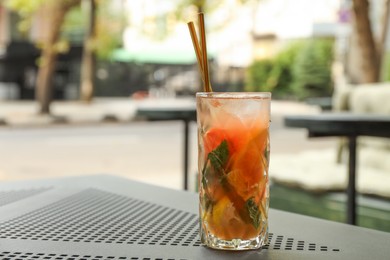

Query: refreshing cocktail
196,92,271,250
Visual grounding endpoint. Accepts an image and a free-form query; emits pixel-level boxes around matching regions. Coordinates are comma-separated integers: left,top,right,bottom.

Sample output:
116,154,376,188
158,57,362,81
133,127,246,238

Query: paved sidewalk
0,98,139,127
0,97,320,127
0,97,327,190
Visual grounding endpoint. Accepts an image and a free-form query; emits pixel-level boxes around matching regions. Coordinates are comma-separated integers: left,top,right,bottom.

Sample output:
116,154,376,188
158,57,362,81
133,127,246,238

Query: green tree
5,0,81,114
4,0,122,113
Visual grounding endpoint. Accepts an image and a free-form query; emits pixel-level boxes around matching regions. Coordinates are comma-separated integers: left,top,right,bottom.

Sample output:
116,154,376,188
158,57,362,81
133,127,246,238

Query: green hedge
246,39,334,100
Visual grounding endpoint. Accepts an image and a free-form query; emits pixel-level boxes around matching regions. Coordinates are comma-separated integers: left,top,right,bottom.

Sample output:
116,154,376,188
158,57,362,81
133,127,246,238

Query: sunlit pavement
0,97,318,127
0,98,337,191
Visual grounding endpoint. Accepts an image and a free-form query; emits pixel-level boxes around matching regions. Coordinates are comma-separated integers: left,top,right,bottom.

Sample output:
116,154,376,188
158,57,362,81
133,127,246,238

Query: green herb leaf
202,193,213,213
245,197,261,229
208,140,229,174
201,165,209,189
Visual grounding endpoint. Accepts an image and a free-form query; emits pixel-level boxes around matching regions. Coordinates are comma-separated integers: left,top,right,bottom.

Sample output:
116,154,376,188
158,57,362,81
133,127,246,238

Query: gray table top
136,98,197,121
285,112,390,138
0,175,389,260
137,108,196,121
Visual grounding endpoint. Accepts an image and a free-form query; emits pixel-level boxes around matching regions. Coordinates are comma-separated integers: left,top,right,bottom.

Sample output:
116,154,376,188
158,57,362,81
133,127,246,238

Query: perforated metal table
0,175,389,260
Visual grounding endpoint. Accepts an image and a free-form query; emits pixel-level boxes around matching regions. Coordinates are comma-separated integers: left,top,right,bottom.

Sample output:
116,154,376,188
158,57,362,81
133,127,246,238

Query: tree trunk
377,0,390,80
80,0,96,102
352,0,379,83
36,5,66,114
35,0,81,114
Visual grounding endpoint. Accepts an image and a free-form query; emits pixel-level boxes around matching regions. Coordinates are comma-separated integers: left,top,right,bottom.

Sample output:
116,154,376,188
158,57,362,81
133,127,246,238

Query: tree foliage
5,0,122,60
246,41,303,97
245,59,273,92
292,39,334,99
94,2,123,59
4,0,46,31
246,39,334,100
3,0,123,112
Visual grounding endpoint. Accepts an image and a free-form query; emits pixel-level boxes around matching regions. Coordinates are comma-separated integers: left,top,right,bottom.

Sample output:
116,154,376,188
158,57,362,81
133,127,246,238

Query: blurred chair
332,82,390,198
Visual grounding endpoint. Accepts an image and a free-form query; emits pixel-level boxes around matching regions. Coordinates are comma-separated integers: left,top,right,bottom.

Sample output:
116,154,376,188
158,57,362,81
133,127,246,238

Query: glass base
200,231,268,251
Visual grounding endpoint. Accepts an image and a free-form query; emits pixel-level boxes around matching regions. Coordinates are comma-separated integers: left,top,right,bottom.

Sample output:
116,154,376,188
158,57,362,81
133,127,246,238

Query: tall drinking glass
196,92,271,250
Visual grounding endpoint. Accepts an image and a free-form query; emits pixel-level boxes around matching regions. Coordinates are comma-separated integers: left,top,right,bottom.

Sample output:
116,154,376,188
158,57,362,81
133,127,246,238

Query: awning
111,48,200,65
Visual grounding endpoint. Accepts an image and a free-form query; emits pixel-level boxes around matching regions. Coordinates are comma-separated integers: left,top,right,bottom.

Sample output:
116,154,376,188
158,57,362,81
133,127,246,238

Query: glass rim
196,92,271,99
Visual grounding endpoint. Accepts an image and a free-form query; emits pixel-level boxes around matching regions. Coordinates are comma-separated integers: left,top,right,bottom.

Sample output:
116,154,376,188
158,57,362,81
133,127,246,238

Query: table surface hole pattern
0,188,340,253
0,252,187,260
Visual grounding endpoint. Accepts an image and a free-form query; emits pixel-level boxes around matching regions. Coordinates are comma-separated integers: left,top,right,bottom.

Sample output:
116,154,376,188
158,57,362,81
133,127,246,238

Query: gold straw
187,21,205,87
198,13,212,92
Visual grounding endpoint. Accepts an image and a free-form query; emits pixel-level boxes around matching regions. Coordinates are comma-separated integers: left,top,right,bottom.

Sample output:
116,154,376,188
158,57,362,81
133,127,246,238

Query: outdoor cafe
1,1,390,259
1,28,390,260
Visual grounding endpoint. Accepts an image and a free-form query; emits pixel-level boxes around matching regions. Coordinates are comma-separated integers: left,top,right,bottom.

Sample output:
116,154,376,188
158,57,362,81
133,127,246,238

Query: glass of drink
196,92,271,250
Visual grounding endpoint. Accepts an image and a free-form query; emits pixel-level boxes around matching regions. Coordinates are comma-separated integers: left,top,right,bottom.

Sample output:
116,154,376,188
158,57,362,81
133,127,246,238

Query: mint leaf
208,140,229,174
245,197,261,229
201,165,209,189
202,193,213,212
201,140,229,190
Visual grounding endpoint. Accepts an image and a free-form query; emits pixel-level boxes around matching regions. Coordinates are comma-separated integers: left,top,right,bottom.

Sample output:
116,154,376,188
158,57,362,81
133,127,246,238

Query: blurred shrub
292,38,334,99
268,41,304,98
245,59,274,92
245,39,334,100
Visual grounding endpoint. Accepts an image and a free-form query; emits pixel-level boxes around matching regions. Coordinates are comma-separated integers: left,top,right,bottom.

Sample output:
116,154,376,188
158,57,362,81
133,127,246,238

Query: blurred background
0,0,389,232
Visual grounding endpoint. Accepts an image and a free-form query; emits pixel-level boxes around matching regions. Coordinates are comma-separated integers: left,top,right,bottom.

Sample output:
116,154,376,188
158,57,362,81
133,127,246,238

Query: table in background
136,99,196,190
0,174,389,259
284,113,390,225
